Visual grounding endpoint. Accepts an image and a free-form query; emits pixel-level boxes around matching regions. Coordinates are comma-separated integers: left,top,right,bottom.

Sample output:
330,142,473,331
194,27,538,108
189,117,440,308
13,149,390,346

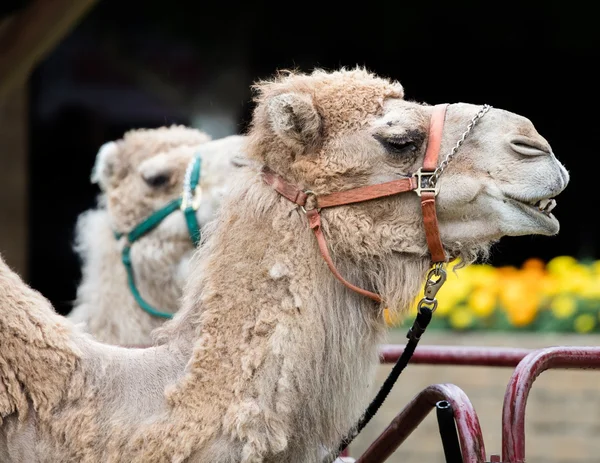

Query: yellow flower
462,264,498,289
554,267,592,294
468,288,497,318
547,255,578,275
550,295,577,319
435,297,454,317
438,274,471,305
579,274,600,299
540,275,561,297
449,306,474,330
574,314,596,333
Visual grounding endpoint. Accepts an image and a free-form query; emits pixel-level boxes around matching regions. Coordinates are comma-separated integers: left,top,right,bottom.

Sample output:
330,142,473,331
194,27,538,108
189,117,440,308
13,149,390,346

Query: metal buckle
191,185,202,211
181,185,202,211
415,264,447,315
413,168,440,197
423,265,447,300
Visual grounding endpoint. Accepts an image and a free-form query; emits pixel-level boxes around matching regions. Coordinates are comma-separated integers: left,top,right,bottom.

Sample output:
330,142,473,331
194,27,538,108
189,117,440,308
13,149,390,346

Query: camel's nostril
510,136,551,157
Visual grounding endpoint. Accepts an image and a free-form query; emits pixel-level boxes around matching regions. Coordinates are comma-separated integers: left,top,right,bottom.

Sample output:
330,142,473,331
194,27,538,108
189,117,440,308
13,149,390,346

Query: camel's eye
143,173,170,188
382,138,416,154
375,131,424,157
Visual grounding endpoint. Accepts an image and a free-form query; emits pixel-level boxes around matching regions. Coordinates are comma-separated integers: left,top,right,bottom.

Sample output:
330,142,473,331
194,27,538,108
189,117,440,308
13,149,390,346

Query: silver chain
428,104,492,187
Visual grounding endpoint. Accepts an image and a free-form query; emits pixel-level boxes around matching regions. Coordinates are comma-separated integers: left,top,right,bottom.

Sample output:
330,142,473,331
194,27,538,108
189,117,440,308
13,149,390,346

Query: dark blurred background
0,0,597,315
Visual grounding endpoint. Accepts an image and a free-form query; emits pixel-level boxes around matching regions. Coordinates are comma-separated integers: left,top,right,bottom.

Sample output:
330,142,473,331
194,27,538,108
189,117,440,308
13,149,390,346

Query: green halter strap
114,155,202,319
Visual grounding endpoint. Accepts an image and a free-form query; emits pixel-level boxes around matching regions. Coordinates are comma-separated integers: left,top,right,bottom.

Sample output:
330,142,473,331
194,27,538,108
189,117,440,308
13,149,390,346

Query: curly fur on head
247,68,403,180
91,125,212,192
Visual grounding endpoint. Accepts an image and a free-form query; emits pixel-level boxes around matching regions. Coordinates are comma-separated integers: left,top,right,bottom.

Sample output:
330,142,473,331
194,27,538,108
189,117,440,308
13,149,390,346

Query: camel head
84,127,248,321
247,68,569,292
91,125,212,234
92,126,250,241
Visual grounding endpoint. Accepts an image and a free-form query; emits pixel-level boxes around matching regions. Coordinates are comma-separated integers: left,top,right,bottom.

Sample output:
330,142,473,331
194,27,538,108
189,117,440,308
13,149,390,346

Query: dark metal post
356,383,485,463
436,400,463,463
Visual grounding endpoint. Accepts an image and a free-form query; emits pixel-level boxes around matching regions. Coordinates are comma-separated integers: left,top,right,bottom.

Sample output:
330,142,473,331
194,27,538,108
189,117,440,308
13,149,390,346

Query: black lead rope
332,306,433,459
326,265,445,462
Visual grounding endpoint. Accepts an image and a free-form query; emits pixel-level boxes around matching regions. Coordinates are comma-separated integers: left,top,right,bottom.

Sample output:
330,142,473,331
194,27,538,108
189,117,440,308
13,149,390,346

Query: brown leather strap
261,166,308,207
420,104,448,263
423,104,448,170
421,191,446,263
317,177,417,208
262,166,417,210
306,209,382,303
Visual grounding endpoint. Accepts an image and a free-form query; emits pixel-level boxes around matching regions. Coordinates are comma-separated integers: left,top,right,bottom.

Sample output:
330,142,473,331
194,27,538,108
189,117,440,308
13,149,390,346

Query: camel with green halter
68,127,248,345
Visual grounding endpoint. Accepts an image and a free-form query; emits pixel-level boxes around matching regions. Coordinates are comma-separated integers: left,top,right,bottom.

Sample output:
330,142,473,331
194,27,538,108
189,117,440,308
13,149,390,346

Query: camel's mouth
504,194,560,233
504,192,559,216
523,197,557,216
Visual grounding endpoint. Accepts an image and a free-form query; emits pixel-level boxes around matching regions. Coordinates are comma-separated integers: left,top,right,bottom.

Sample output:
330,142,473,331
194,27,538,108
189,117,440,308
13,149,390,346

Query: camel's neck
70,208,190,345
158,171,393,456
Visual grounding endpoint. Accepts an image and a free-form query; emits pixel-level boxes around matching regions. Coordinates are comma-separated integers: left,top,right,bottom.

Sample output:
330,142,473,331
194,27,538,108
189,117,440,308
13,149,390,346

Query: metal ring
300,190,319,214
417,298,438,313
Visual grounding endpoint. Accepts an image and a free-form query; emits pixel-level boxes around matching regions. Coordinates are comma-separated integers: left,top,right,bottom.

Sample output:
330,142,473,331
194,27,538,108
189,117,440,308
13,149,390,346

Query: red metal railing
501,346,600,463
379,344,531,367
355,383,486,463
342,344,600,462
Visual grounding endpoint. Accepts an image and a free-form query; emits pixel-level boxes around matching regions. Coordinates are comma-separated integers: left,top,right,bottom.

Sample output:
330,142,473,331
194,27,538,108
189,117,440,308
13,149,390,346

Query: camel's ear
91,141,118,191
266,92,322,150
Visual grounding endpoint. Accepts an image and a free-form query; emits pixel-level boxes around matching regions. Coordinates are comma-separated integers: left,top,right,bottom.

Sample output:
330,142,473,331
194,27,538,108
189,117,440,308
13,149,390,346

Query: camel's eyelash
383,139,416,154
374,130,425,156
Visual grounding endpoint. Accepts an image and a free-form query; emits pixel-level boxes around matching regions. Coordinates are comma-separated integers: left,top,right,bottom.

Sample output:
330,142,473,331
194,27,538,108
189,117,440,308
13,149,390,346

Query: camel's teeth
537,198,551,210
545,198,557,213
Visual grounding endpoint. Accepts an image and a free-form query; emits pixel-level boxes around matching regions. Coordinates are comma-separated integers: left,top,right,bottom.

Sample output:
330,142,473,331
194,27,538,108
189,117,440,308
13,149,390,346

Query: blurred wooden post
0,0,97,276
0,85,28,277
0,0,98,99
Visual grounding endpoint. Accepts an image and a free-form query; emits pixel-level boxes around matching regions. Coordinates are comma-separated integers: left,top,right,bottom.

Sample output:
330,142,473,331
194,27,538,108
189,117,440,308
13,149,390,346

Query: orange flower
500,280,540,327
506,298,539,327
522,258,546,271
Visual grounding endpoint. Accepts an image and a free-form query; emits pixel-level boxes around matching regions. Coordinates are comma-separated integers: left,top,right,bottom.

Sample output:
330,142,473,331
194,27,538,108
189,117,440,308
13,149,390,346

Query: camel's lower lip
505,196,560,232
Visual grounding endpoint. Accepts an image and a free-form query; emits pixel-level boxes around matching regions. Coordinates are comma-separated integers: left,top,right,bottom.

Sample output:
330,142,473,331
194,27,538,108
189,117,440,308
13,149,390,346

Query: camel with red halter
0,68,568,462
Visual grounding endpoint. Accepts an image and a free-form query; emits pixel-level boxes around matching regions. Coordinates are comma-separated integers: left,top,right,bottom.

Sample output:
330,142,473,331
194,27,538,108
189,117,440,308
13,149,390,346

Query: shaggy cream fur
68,128,248,345
0,68,568,462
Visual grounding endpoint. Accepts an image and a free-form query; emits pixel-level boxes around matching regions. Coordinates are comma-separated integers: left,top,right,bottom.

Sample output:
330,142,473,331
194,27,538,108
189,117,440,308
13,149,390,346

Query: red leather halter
262,104,449,304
